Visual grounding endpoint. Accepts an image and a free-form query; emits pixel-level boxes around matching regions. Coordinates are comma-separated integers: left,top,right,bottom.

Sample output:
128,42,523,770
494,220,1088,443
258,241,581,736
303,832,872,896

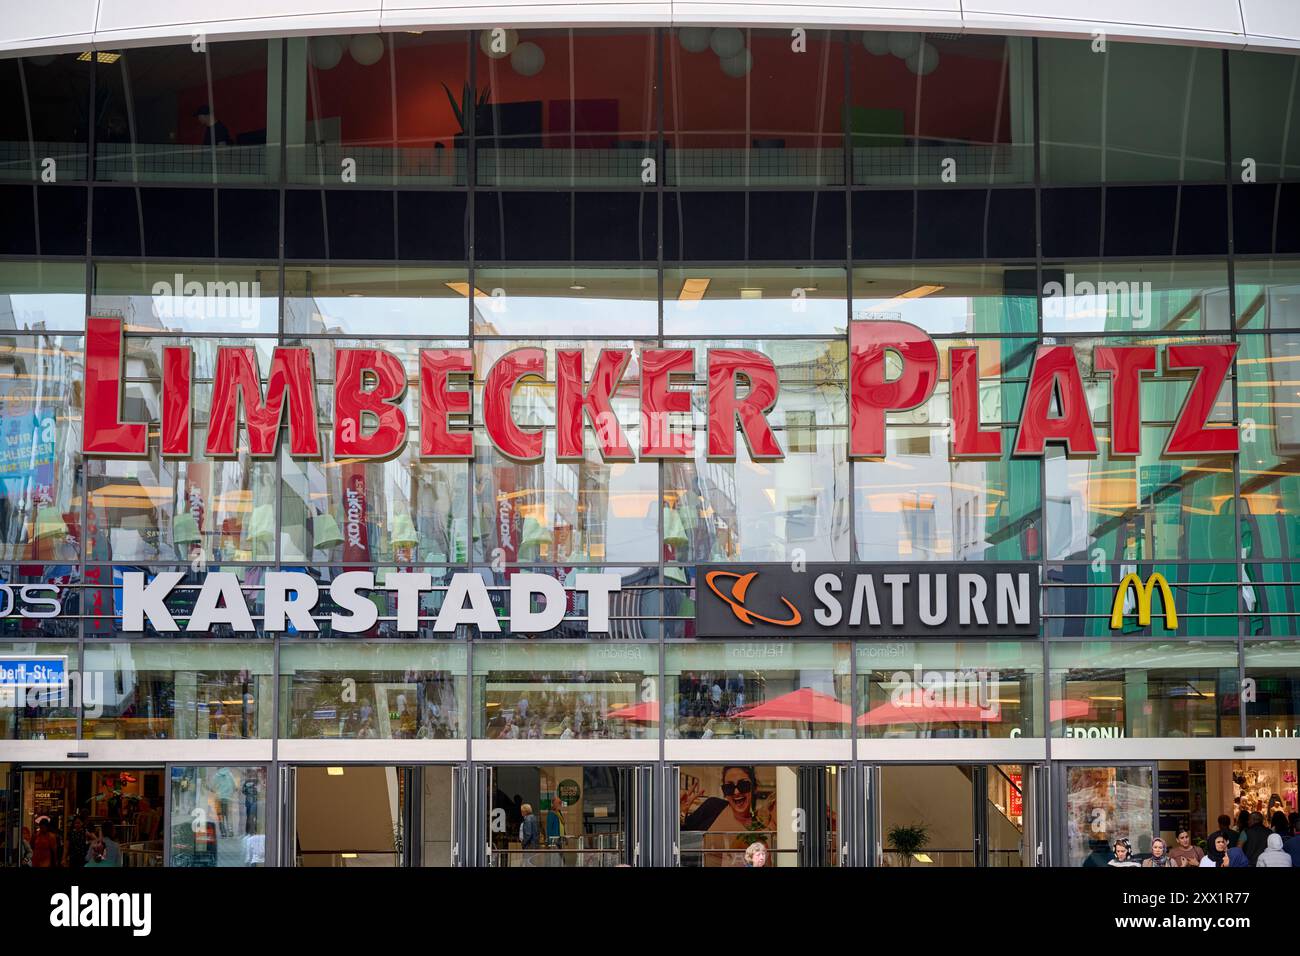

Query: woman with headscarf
1199,834,1231,867
1142,838,1177,867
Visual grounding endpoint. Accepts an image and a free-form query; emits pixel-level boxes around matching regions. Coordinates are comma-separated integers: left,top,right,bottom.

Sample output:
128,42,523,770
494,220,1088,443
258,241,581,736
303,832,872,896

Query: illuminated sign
82,317,1239,464
1109,572,1178,630
695,564,1039,638
120,570,621,635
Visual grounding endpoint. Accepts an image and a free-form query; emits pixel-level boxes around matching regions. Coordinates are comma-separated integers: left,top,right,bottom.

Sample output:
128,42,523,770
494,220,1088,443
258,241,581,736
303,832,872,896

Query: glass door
1057,762,1157,867
874,764,1038,867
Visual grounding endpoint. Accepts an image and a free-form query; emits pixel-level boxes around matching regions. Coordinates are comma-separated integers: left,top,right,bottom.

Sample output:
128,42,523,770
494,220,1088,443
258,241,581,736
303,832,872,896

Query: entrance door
5,765,166,868
875,764,1037,867
481,763,649,867
1057,762,1157,867
288,764,429,867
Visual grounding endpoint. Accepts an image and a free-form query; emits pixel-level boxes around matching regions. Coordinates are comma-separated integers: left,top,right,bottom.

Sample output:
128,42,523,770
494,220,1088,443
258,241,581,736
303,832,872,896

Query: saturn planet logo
704,571,802,627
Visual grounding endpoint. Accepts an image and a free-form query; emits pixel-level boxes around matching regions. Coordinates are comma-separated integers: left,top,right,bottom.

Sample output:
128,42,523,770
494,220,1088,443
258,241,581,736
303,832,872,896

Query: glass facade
2,28,1299,869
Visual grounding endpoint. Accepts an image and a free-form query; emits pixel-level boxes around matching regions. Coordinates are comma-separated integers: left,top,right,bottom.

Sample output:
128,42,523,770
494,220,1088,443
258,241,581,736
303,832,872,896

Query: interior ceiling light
678,277,710,301
77,52,121,63
444,281,488,298
327,766,345,776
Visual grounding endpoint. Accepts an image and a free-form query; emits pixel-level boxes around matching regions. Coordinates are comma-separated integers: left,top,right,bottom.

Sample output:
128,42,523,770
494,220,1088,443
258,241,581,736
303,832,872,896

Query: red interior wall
177,69,270,145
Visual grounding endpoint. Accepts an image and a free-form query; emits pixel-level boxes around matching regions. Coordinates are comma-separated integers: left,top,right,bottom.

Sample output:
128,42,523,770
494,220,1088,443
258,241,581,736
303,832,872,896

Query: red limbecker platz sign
82,316,1239,462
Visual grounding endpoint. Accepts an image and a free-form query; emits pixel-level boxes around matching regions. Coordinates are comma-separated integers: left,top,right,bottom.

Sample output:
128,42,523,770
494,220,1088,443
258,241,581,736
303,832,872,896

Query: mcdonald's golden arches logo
1110,572,1178,630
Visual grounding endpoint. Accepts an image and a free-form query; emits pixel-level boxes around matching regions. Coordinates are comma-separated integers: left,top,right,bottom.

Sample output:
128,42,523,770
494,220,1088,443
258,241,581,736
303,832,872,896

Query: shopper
1227,847,1250,868
1212,814,1239,850
1199,834,1231,867
1142,838,1177,867
1269,810,1292,838
1284,831,1300,868
1241,812,1273,865
1168,829,1203,868
30,818,59,868
743,841,768,868
1108,838,1141,867
519,802,539,866
1256,833,1293,867
65,815,88,868
1235,809,1252,844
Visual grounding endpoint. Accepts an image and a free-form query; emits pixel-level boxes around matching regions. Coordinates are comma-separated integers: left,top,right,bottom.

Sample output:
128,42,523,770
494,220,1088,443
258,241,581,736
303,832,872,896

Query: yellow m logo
1110,572,1178,629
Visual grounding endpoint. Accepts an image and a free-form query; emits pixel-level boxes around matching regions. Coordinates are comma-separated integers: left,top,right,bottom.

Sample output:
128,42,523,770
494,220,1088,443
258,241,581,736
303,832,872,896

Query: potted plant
886,823,930,867
442,81,490,149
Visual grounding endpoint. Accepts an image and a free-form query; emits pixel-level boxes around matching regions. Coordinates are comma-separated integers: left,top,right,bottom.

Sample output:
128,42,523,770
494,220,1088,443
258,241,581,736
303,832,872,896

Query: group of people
18,803,158,868
1107,810,1300,868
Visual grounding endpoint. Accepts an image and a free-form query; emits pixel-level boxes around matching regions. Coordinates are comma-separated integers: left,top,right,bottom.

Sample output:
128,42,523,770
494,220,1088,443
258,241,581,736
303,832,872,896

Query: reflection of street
170,766,266,867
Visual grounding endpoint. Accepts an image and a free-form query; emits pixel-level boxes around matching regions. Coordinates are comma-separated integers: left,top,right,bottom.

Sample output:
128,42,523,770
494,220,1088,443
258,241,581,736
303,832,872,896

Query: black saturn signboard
695,564,1040,638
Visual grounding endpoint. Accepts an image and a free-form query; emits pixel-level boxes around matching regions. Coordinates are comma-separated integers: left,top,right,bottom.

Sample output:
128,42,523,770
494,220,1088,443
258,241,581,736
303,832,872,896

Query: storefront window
849,33,1033,185
92,262,279,336
169,765,267,866
857,642,1042,738
667,642,850,739
1039,39,1224,183
0,641,77,739
667,28,843,186
94,40,276,184
473,641,656,739
281,643,466,739
288,33,468,185
853,265,1036,335
1244,642,1300,737
1049,642,1239,738
81,643,273,739
1234,259,1300,328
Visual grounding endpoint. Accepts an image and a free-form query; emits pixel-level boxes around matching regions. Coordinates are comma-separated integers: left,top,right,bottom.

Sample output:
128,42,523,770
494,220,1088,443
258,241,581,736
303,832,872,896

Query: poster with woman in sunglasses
680,765,776,867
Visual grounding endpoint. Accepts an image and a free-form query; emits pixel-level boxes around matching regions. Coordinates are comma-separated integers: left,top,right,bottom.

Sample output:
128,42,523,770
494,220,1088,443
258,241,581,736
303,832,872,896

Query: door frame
866,761,1045,867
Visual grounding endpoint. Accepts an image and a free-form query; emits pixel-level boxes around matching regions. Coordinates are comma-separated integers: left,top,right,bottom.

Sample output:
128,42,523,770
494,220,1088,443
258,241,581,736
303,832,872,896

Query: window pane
473,641,656,738
667,28,843,186
1050,641,1239,737
1039,40,1224,184
1244,642,1300,737
0,641,77,739
81,642,273,739
93,262,279,335
284,265,468,336
473,268,657,336
667,641,850,739
1230,51,1300,182
0,53,88,182
0,261,85,332
169,765,268,866
95,41,274,183
664,268,846,335
0,335,83,562
1045,562,1241,639
1064,765,1153,866
1041,261,1230,334
853,264,1035,335
477,29,656,187
281,643,466,738
1234,259,1300,329
1044,427,1237,563
856,641,1042,738
664,432,850,563
850,33,1033,185
288,33,469,185
856,427,1040,561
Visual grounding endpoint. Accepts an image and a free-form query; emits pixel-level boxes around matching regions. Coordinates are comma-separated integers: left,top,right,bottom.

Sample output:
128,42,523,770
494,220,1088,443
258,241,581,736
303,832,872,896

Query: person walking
1142,838,1177,867
1168,829,1203,868
1241,812,1273,865
1199,834,1231,867
518,802,539,867
1108,838,1141,867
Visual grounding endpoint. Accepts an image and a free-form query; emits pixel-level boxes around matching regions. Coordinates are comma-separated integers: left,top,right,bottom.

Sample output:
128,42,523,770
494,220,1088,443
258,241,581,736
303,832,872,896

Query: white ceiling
2,1,1298,56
